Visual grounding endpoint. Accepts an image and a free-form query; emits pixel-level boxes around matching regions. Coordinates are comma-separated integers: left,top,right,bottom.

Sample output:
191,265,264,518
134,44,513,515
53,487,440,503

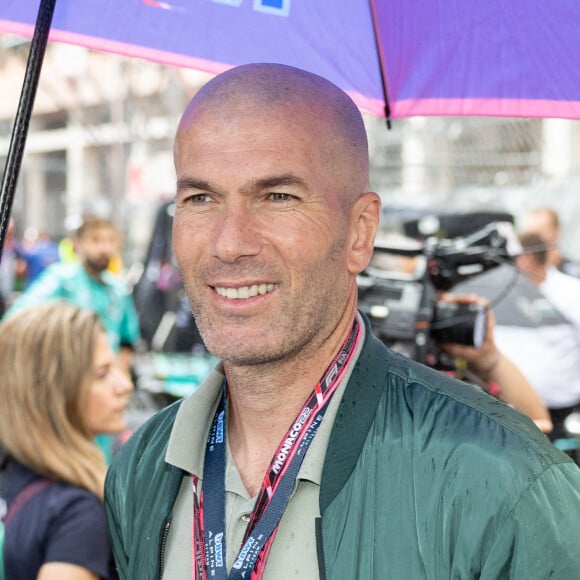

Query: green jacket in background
5,261,140,352
105,317,580,579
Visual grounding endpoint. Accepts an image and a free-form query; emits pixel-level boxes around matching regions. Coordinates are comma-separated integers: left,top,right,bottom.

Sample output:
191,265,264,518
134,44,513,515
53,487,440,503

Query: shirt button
241,513,251,522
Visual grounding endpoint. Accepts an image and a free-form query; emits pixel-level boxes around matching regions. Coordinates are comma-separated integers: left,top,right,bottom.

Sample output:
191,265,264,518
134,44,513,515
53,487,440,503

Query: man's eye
268,192,294,202
186,193,212,204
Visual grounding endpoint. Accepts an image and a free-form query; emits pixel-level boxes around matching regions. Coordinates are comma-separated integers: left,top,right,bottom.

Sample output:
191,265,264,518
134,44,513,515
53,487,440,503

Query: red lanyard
191,316,362,580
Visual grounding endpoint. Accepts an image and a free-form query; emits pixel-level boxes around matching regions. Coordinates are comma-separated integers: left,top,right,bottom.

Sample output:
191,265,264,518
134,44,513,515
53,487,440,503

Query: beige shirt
162,324,364,579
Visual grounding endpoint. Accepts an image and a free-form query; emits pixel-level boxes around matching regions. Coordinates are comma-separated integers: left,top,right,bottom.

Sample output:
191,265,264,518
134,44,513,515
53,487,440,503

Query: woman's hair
0,302,108,499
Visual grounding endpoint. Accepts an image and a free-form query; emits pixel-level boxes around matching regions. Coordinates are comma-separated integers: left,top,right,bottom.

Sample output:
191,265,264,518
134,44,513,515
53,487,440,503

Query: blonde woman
0,303,133,580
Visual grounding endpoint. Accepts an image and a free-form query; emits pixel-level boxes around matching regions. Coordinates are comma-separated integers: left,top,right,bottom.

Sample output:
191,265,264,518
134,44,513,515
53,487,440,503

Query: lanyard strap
192,316,362,580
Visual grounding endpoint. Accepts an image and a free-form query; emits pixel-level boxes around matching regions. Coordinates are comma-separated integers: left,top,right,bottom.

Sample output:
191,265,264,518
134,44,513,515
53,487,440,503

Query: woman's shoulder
42,483,115,578
2,461,103,522
44,479,102,512
3,467,114,580
6,474,104,532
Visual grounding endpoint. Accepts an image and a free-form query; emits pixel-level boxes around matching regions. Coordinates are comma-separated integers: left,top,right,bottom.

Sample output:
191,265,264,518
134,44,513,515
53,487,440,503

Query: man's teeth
215,284,276,300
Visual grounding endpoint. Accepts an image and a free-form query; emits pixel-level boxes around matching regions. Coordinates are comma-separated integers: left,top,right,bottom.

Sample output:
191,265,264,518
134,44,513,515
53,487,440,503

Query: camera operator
493,232,580,442
437,293,553,434
359,228,553,434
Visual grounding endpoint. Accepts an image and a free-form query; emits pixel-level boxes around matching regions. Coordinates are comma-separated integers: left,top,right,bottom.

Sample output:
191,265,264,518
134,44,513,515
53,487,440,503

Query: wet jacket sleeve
104,403,183,580
104,459,130,579
479,462,580,579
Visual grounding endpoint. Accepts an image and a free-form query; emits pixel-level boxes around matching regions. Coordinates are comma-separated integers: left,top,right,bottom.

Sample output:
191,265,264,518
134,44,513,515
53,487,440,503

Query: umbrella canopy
1,0,580,120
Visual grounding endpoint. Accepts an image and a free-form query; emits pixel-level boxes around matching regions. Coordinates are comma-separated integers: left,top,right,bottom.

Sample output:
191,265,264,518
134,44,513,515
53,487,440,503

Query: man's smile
213,283,278,300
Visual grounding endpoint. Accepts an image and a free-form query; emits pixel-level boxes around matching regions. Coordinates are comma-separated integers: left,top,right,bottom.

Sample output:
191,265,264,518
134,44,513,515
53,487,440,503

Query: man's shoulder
39,261,84,281
101,270,131,293
357,336,564,466
112,400,183,472
323,337,575,519
108,365,224,487
105,400,185,530
560,257,580,279
546,265,580,288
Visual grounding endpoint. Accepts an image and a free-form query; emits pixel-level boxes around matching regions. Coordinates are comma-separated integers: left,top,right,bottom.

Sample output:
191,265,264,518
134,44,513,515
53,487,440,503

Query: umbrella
2,0,580,120
2,0,580,254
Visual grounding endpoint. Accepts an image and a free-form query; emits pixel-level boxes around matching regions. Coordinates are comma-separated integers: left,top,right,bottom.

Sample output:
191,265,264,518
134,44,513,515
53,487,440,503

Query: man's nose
212,202,262,263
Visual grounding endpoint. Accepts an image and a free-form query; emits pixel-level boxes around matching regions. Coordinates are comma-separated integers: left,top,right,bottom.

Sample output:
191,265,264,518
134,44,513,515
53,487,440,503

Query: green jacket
5,262,140,352
105,323,580,579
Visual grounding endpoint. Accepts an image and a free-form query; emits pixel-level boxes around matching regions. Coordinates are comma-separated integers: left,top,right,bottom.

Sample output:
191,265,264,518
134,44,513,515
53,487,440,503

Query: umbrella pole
0,0,58,263
368,0,392,129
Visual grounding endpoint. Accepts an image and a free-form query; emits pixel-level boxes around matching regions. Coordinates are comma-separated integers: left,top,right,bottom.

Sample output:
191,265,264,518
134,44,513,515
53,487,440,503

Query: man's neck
225,356,325,496
83,264,105,282
224,314,357,495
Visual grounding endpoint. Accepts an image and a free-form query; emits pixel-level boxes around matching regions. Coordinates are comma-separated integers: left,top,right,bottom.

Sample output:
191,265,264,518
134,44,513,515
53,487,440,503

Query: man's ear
347,192,381,275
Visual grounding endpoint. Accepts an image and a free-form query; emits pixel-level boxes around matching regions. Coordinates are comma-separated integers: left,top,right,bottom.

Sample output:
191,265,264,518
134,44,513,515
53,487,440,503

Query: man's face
77,226,117,274
523,212,561,267
173,107,361,366
515,253,544,285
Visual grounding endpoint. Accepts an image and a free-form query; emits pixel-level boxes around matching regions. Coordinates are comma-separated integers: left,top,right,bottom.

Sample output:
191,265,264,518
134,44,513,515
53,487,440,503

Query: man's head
516,232,548,286
75,216,118,277
172,63,380,367
521,207,561,268
175,63,371,199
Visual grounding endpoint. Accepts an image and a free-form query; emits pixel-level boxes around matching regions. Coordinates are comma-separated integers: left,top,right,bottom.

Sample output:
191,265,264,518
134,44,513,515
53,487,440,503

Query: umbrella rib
368,0,392,129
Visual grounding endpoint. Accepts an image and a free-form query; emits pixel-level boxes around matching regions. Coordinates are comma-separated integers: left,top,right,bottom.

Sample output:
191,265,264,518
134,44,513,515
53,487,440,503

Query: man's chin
205,335,303,368
203,335,272,366
87,259,110,273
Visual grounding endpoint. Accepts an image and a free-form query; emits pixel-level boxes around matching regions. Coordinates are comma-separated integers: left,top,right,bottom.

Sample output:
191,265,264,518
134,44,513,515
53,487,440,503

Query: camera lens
430,302,487,348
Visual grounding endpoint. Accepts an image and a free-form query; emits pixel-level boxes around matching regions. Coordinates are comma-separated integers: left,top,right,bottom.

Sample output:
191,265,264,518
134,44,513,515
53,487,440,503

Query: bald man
105,64,580,580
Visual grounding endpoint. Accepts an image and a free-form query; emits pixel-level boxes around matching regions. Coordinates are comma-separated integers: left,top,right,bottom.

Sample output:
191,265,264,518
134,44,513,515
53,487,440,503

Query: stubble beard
182,229,352,368
184,280,347,370
85,256,110,275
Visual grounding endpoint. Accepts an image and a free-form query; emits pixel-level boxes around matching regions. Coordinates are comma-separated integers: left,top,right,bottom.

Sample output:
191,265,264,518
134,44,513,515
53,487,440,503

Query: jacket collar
319,313,399,513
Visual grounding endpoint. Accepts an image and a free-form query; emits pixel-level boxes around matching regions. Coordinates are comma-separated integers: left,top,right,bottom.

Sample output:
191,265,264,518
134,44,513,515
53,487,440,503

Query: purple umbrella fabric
372,0,580,119
1,0,580,119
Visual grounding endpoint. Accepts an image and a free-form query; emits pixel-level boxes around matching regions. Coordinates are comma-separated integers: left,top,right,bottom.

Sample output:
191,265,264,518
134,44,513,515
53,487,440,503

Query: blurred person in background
515,232,580,333
17,227,61,288
522,206,580,278
4,216,140,375
4,216,140,463
494,232,580,441
0,303,133,580
364,247,552,431
438,293,553,433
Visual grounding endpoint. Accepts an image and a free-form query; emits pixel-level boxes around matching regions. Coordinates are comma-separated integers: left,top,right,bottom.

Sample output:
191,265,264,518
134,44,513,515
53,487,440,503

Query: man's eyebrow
249,174,308,192
176,174,307,195
176,177,211,192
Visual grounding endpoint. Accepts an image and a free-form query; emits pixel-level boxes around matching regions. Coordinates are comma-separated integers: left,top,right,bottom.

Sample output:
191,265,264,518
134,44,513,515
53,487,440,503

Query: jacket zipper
158,520,171,579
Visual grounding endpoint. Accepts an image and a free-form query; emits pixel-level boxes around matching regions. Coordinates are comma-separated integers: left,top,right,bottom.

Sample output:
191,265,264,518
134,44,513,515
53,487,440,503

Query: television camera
357,221,520,366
